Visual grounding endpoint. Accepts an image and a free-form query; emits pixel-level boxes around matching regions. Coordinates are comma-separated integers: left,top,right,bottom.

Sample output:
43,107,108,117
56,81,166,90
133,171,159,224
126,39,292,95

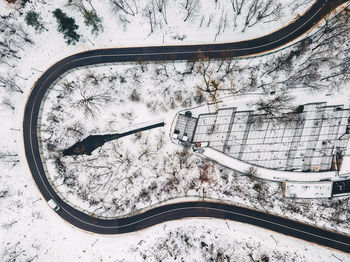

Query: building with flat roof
172,102,350,198
282,181,333,198
173,102,350,173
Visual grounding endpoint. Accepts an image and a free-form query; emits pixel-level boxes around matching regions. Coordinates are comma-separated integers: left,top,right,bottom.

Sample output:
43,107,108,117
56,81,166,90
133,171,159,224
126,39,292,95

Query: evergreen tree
52,8,80,45
25,11,46,32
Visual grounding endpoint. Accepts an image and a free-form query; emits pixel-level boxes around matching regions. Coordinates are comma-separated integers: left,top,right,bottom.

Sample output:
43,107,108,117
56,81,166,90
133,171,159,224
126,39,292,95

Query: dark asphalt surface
23,0,350,253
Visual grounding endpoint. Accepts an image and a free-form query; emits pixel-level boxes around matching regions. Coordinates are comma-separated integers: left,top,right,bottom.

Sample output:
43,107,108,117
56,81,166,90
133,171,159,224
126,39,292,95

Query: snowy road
23,0,350,253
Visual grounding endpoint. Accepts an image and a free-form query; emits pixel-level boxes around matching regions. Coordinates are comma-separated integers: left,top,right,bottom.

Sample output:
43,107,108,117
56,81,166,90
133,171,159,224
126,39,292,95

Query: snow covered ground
129,219,350,262
2,213,349,262
1,0,350,261
96,0,315,45
35,8,350,253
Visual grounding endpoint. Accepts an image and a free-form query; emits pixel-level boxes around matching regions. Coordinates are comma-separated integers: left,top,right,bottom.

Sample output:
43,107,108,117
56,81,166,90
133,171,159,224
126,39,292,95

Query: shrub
129,89,141,102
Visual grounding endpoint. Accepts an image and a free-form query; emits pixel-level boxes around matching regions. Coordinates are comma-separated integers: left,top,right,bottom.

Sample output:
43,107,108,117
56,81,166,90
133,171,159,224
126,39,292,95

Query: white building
282,181,333,198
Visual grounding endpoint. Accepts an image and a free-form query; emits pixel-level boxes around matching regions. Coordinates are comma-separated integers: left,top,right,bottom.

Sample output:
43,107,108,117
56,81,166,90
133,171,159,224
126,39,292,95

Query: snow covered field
3,214,349,262
1,0,350,261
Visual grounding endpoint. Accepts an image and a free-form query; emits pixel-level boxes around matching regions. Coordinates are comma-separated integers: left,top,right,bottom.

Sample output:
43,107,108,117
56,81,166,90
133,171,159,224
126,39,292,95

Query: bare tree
254,0,280,23
250,92,293,118
230,0,245,14
154,0,168,24
0,14,33,67
199,161,215,184
0,151,19,167
242,0,281,32
242,0,260,32
66,121,85,138
110,0,138,16
230,0,245,28
214,9,228,42
0,75,23,93
2,241,26,262
2,97,15,111
194,57,244,106
143,3,156,34
75,86,111,117
67,0,103,34
182,0,200,22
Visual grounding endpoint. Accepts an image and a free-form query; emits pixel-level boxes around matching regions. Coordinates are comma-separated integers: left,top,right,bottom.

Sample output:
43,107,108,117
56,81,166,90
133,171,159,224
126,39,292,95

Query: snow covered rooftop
173,112,198,144
283,181,333,198
174,102,350,173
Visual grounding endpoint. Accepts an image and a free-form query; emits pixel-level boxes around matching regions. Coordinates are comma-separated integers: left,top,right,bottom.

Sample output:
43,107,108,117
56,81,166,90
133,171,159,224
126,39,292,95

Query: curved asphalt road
23,0,350,253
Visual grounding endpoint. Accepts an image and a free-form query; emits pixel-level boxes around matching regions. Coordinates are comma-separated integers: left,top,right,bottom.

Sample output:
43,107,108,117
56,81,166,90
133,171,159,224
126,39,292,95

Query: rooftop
174,102,350,173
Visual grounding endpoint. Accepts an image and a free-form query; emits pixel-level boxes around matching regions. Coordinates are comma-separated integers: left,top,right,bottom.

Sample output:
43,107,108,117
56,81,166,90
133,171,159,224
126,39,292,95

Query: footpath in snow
202,147,337,182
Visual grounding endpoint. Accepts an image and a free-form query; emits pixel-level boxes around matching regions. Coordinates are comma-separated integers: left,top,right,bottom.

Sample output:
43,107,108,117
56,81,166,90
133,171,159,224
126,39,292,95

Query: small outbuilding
282,181,332,198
